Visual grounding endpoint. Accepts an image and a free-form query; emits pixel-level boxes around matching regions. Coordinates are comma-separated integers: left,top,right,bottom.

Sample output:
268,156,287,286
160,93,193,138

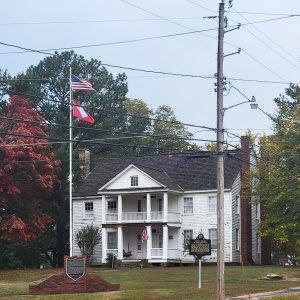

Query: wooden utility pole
216,1,225,300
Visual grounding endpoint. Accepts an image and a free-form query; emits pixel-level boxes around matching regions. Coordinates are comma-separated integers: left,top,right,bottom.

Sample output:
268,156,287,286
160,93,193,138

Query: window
208,196,217,213
209,229,217,250
256,233,261,253
84,202,94,218
131,175,138,187
184,197,193,214
183,229,193,251
235,196,240,214
235,228,240,250
107,232,117,249
255,203,260,220
107,200,117,213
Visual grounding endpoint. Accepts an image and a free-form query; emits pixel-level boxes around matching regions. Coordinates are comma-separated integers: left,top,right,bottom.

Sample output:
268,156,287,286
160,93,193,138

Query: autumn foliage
0,96,59,241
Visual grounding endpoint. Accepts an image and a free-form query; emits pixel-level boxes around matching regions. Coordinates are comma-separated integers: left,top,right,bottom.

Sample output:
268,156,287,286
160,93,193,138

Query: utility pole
216,1,225,300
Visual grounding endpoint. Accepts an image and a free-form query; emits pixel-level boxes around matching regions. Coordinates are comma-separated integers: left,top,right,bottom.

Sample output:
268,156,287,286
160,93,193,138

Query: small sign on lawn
189,233,211,289
189,233,211,258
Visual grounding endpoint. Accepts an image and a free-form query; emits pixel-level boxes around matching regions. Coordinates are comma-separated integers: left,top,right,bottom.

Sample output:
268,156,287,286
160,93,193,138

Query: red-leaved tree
0,95,59,241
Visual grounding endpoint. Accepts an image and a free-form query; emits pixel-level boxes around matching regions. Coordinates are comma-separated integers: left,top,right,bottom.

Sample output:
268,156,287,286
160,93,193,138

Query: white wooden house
72,137,270,265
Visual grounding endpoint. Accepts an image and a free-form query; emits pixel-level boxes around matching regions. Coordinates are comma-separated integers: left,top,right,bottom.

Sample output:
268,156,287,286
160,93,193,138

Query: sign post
189,233,211,289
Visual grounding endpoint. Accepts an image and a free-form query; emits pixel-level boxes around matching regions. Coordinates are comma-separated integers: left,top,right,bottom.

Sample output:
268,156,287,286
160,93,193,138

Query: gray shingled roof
74,151,241,197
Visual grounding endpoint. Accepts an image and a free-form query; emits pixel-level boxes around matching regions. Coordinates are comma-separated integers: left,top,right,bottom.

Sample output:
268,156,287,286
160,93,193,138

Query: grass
0,265,300,299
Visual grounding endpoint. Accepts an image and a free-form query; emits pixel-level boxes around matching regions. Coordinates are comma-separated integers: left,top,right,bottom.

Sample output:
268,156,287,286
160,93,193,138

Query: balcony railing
122,212,147,222
105,211,180,223
106,213,118,222
151,211,163,221
168,212,181,223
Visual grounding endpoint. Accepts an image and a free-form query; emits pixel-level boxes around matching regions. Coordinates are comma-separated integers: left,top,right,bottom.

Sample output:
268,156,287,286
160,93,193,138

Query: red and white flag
141,227,148,243
72,99,95,124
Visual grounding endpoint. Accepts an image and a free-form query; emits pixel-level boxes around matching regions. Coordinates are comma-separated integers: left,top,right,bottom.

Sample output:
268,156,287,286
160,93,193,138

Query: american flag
141,227,148,243
71,74,95,91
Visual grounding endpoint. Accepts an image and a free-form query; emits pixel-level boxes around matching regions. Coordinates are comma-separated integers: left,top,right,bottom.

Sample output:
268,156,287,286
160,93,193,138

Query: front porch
102,224,182,263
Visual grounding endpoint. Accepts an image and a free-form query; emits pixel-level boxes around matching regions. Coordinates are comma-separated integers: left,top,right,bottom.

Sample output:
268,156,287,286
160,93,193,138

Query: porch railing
168,249,181,259
106,249,118,256
151,248,163,258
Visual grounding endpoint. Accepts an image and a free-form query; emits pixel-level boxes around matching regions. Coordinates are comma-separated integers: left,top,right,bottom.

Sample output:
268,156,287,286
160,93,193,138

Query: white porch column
146,225,152,260
163,192,168,222
146,193,151,222
102,195,106,224
163,225,168,260
102,227,107,263
118,194,122,223
117,226,123,260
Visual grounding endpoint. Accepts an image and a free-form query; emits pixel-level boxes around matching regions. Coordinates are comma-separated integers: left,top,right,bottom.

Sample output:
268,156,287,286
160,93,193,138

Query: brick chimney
240,136,253,264
79,149,90,181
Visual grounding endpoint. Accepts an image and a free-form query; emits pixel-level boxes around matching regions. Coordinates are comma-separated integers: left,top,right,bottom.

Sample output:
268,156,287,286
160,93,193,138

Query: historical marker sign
189,233,211,289
65,256,86,281
189,233,211,258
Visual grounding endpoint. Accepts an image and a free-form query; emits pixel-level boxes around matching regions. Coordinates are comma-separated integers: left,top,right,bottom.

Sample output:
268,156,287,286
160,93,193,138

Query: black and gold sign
189,233,211,258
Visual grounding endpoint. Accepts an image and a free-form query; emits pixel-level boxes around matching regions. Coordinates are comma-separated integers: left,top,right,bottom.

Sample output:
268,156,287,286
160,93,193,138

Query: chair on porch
123,249,132,258
123,243,132,258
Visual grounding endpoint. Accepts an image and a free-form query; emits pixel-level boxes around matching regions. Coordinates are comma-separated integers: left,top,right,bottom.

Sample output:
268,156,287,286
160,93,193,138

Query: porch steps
119,259,143,269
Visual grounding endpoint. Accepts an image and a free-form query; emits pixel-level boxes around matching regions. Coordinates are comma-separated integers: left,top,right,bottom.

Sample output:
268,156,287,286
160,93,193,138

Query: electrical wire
0,27,220,55
228,11,300,71
183,0,299,82
1,15,298,56
0,87,216,131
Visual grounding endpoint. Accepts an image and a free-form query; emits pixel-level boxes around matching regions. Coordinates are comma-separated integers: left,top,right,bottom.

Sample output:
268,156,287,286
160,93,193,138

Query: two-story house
72,136,270,265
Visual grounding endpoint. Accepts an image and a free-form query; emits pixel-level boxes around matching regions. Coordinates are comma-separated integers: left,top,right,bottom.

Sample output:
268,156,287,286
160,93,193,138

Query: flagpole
69,67,73,257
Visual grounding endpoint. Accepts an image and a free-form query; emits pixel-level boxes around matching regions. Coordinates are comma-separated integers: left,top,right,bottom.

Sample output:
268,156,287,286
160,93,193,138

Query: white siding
105,166,162,190
180,191,233,262
73,198,102,264
168,195,179,213
231,173,241,262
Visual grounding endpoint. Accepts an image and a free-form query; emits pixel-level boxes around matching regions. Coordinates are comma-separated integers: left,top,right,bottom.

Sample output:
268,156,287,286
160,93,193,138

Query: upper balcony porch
101,192,181,225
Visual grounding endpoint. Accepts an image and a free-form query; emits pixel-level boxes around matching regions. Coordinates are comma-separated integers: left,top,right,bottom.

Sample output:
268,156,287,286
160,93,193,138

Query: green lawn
0,265,300,300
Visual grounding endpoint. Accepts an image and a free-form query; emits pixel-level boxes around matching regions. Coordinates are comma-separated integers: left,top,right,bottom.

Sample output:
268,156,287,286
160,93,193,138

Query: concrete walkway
227,286,300,299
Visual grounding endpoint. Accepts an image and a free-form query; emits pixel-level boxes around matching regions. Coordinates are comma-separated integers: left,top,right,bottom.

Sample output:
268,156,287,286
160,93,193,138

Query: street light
223,95,258,114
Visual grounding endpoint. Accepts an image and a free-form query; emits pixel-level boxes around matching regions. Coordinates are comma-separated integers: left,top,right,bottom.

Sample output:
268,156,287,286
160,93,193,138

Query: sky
1,0,300,147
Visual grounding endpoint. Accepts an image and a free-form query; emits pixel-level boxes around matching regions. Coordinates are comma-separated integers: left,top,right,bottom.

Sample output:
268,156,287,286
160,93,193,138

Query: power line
226,11,297,17
228,10,300,71
0,87,216,131
0,27,220,55
0,41,53,56
101,63,213,78
1,70,295,85
1,15,298,56
0,130,217,149
227,77,292,85
241,49,288,82
184,0,300,82
0,116,214,141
